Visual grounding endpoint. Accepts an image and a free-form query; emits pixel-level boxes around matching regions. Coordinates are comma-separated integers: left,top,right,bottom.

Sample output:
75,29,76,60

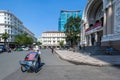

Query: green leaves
0,32,9,48
1,32,9,41
36,41,42,46
14,34,33,46
59,41,64,47
64,16,81,47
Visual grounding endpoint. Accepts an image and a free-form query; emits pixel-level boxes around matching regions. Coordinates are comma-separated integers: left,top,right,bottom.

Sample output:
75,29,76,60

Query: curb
55,50,120,67
57,53,104,67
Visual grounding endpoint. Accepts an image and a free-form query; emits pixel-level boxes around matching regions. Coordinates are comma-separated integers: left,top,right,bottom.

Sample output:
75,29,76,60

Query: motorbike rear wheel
21,66,27,72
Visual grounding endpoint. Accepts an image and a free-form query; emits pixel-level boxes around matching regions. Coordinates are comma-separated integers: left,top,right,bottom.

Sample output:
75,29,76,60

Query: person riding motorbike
33,45,41,63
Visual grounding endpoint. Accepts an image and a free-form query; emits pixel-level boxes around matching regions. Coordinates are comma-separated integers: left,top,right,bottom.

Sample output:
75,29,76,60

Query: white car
0,48,2,52
22,47,29,51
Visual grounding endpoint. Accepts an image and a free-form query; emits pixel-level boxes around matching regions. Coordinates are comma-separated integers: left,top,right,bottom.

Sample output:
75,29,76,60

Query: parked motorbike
19,52,41,73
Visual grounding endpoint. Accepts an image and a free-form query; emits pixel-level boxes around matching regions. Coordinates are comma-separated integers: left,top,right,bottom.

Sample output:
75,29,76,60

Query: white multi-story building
38,31,66,48
0,10,35,42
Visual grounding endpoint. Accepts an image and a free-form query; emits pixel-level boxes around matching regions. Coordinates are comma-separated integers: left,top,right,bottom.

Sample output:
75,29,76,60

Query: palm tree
64,16,81,48
1,32,9,49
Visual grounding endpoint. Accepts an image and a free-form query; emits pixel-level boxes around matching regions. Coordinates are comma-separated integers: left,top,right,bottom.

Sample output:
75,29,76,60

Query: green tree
59,41,64,48
64,16,81,48
1,32,9,48
26,37,34,45
14,35,23,45
36,41,42,46
14,34,33,46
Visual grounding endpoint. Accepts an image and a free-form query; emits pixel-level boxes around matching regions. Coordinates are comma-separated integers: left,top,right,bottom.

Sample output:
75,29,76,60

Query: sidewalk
55,50,120,66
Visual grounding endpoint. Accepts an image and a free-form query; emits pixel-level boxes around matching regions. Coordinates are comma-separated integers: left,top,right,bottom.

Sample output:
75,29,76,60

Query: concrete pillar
86,35,88,46
103,9,107,35
95,32,98,42
86,35,89,46
85,35,88,46
107,5,113,34
111,4,114,34
89,35,92,46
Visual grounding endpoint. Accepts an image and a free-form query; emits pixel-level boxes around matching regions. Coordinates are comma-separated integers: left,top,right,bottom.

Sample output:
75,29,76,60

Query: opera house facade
81,0,120,50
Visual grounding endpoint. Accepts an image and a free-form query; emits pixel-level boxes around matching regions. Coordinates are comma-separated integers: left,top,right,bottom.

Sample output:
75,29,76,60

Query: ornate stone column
102,0,114,42
95,32,98,45
103,9,107,35
107,3,113,34
102,0,107,35
89,35,92,46
95,32,98,42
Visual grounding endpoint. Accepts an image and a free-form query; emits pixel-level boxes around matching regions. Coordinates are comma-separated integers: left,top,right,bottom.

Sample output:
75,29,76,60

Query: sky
0,0,87,38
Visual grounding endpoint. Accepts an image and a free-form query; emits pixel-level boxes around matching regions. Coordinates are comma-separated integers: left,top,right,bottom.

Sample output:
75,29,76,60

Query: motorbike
19,52,41,72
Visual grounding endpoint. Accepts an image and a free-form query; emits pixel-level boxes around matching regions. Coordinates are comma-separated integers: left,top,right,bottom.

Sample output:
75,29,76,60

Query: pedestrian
37,49,41,64
33,44,41,63
106,46,113,55
51,47,54,54
8,47,11,53
79,45,81,50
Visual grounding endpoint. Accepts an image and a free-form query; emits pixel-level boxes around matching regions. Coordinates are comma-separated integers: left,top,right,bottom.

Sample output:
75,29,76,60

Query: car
17,47,23,51
22,47,29,51
56,47,60,50
0,48,2,52
0,45,6,52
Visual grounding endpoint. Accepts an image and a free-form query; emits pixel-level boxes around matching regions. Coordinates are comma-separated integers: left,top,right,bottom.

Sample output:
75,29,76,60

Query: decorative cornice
43,31,65,33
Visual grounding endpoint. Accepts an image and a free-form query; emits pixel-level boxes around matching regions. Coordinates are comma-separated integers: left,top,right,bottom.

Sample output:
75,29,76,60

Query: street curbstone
55,50,120,67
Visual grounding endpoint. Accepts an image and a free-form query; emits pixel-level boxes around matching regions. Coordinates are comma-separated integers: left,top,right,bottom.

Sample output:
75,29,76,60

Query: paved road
0,51,30,80
1,49,120,80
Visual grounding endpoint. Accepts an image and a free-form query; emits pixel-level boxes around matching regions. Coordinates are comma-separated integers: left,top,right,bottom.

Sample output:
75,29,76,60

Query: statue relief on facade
114,0,120,33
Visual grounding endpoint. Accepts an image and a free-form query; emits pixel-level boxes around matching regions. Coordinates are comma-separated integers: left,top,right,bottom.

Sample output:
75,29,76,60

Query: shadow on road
35,62,45,73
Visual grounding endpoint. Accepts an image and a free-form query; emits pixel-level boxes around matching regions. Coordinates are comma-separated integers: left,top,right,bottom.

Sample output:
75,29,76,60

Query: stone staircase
79,46,120,55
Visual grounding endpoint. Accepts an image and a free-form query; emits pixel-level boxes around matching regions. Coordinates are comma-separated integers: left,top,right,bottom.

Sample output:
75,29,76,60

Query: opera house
81,0,120,50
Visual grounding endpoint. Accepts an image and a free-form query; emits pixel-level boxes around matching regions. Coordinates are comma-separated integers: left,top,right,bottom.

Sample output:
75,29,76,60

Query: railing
85,26,103,35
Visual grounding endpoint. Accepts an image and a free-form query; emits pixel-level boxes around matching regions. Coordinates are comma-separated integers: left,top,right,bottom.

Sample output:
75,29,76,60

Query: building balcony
85,23,103,35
